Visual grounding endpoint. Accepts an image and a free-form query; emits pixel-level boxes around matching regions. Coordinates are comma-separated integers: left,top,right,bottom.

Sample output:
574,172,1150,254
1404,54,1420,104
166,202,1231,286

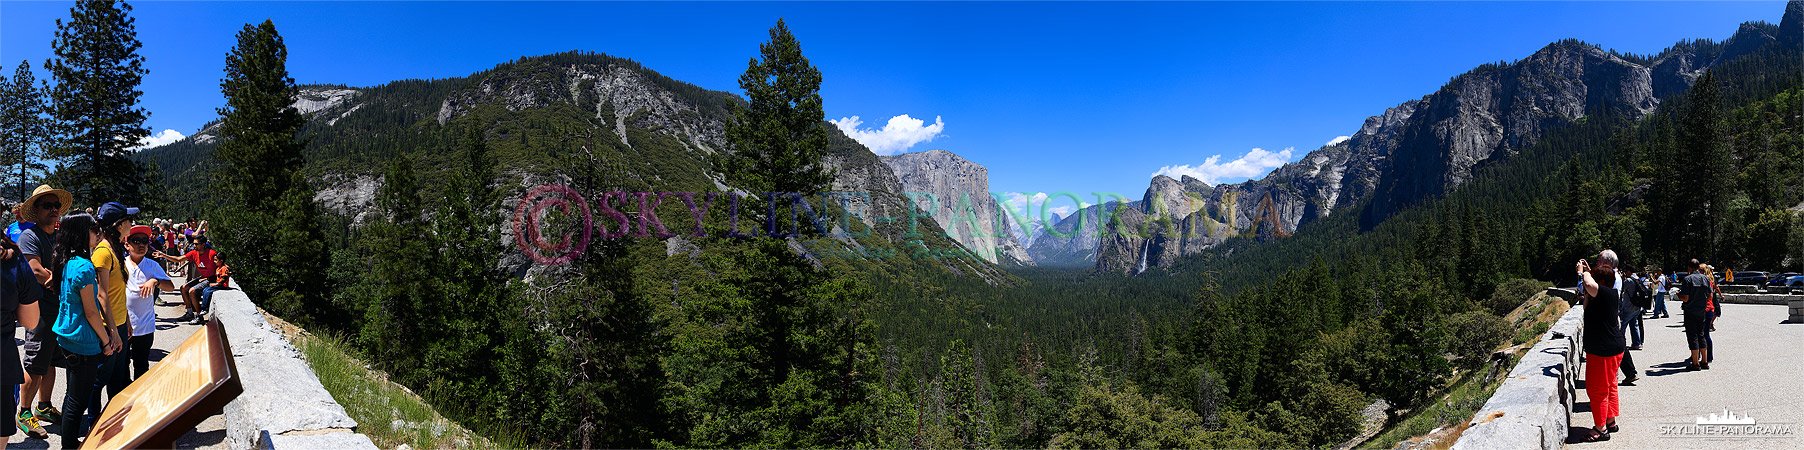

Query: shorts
1684,314,1710,350
21,327,54,375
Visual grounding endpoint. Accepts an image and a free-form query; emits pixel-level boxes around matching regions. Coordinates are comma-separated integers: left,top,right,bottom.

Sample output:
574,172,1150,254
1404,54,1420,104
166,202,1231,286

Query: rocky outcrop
1028,202,1128,267
434,61,732,156
880,150,1034,266
293,88,361,116
312,174,382,220
1094,98,1420,274
1097,19,1785,274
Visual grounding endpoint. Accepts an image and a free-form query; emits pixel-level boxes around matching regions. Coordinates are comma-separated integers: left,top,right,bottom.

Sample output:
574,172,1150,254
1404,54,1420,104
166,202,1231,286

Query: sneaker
1621,375,1640,385
33,404,61,424
16,409,46,439
190,315,206,325
175,311,194,322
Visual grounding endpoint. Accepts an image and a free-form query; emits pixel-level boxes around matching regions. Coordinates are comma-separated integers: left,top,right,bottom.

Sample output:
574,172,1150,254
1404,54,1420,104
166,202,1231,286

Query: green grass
1513,321,1553,346
293,331,523,449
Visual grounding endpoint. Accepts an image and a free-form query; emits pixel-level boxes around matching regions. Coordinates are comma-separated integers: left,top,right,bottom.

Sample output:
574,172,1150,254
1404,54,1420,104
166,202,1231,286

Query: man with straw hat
11,185,70,439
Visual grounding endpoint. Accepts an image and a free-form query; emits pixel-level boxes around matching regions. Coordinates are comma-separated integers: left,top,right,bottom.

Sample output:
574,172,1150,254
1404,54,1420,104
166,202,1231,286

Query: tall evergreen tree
213,20,330,321
0,61,52,201
43,0,154,205
355,153,436,379
713,19,836,196
1674,72,1730,260
425,122,506,398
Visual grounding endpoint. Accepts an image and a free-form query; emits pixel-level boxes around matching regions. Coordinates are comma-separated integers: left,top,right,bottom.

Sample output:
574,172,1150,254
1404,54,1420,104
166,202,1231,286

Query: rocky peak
880,149,1034,265
434,55,735,156
1095,7,1791,274
1783,1,1804,48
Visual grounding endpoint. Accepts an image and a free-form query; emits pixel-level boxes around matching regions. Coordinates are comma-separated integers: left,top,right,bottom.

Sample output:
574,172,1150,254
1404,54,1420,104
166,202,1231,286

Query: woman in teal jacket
49,213,119,445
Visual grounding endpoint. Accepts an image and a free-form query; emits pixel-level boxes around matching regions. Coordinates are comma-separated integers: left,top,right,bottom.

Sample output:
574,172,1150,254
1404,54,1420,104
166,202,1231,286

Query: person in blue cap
84,202,138,429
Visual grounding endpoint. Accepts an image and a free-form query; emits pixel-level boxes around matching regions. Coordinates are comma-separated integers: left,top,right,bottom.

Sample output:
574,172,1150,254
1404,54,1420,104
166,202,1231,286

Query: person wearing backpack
1623,267,1649,350
1615,263,1641,385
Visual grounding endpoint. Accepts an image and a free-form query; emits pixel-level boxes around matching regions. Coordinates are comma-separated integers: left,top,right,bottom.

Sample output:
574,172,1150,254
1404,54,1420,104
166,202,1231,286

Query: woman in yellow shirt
85,202,138,427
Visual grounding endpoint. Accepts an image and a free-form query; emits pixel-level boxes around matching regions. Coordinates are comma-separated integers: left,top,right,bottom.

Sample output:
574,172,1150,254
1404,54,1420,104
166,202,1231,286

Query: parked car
1732,271,1770,285
1787,275,1804,287
1769,273,1801,286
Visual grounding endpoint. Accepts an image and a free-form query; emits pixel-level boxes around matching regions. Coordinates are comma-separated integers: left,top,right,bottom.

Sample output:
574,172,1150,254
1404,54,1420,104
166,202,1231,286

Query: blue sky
0,1,1786,216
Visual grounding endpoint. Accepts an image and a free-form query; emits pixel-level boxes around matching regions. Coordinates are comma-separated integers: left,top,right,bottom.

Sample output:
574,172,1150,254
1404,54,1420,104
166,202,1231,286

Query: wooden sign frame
80,320,243,449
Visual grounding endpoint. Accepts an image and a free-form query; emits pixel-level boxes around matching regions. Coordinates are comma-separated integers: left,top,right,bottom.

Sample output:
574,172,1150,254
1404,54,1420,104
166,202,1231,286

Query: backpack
1627,278,1652,309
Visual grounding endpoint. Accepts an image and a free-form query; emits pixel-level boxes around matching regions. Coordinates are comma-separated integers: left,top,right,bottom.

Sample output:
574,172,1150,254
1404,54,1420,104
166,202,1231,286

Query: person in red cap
122,225,172,379
154,234,218,324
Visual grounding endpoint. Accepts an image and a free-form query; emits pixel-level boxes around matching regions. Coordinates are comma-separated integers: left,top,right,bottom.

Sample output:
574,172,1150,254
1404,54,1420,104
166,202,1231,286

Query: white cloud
1152,147,1295,185
1326,135,1351,146
1002,192,1049,212
131,129,186,150
1000,191,1086,219
831,114,945,155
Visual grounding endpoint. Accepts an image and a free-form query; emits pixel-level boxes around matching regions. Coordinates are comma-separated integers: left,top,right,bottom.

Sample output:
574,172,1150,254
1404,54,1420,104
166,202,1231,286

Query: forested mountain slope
1093,17,1792,274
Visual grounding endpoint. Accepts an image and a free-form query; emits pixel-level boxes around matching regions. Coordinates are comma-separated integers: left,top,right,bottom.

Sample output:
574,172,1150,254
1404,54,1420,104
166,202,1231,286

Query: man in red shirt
153,234,219,324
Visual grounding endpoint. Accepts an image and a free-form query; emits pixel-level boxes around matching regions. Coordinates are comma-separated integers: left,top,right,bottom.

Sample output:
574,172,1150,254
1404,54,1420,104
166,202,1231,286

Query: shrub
1443,311,1512,369
1485,278,1548,316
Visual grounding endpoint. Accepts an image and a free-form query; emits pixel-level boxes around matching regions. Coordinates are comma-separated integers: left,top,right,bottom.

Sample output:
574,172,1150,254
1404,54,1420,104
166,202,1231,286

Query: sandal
1607,421,1620,433
1579,428,1611,442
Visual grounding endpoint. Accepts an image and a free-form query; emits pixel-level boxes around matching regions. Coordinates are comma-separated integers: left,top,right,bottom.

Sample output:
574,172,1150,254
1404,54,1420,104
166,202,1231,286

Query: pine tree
355,153,436,381
426,122,506,400
43,0,154,205
212,20,331,322
1674,72,1730,261
0,61,52,201
713,19,836,197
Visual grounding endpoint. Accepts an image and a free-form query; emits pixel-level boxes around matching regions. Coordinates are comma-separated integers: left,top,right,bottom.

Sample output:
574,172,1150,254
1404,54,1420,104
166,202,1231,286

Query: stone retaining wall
213,290,378,450
1719,294,1804,305
1448,305,1586,450
1790,299,1804,323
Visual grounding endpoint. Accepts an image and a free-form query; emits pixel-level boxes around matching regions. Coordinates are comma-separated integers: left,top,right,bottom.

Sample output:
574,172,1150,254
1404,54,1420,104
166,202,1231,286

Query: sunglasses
37,202,61,211
127,238,149,245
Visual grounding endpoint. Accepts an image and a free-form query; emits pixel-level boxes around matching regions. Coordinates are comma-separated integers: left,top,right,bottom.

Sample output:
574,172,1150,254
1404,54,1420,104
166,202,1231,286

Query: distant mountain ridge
133,50,1016,286
1092,12,1793,274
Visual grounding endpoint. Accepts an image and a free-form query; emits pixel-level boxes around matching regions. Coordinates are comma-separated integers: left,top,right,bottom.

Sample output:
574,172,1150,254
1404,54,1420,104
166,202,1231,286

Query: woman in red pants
1578,255,1626,442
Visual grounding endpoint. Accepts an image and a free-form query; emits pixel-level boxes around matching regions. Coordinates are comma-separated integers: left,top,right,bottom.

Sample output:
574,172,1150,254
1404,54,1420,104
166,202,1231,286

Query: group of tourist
1576,250,1726,443
0,185,229,448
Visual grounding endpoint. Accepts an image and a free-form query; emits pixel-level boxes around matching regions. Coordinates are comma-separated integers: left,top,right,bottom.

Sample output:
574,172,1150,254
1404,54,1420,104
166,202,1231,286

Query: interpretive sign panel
81,320,243,449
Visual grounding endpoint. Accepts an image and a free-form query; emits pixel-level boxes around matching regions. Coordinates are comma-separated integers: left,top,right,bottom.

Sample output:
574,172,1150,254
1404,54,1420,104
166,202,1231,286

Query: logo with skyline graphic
1697,409,1758,426
1658,408,1796,439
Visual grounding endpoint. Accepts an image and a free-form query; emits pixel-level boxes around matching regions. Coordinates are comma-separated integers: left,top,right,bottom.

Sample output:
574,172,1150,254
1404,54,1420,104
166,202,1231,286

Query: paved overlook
1450,298,1804,450
1573,303,1804,450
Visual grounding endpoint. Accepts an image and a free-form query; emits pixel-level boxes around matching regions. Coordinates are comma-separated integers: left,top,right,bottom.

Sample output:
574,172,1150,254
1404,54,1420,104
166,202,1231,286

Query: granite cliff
1096,25,1783,274
880,150,1034,266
